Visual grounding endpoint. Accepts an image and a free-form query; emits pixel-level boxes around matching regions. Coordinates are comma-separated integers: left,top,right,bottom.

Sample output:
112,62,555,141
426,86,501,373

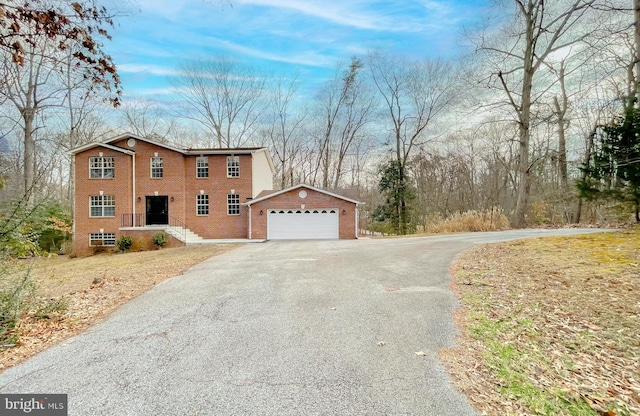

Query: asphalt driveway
0,229,608,415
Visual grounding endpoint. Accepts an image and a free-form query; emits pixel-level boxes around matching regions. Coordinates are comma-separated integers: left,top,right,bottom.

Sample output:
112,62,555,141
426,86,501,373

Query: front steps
165,226,204,244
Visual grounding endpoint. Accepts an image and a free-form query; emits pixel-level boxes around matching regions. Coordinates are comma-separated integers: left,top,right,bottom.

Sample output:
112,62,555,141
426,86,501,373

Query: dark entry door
146,196,168,225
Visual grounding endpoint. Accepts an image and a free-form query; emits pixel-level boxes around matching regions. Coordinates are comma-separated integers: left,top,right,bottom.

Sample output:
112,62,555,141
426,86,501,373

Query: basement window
89,232,116,246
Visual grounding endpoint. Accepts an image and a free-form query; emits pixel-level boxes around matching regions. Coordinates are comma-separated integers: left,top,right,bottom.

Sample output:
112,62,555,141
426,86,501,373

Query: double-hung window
196,156,209,178
89,232,116,246
89,157,114,178
227,156,239,178
196,194,209,216
90,195,115,217
227,194,240,215
151,157,163,178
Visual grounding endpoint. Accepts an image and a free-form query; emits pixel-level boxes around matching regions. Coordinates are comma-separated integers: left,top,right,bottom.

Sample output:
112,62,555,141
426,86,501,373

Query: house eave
244,183,364,206
69,142,136,156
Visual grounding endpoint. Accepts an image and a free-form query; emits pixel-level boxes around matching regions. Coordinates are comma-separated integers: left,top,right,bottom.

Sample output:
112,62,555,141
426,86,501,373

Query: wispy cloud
118,64,181,77
234,0,389,31
198,37,336,68
109,0,489,102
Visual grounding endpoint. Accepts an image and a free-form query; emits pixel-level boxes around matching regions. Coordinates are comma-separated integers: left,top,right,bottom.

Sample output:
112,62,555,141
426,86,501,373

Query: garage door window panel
267,208,339,240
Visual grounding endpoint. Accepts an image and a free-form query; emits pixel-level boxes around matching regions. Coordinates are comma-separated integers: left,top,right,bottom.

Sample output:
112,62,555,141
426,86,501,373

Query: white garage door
268,209,339,239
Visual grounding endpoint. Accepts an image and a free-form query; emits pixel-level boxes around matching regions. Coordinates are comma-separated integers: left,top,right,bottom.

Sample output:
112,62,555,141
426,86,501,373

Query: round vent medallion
298,190,307,199
127,138,136,147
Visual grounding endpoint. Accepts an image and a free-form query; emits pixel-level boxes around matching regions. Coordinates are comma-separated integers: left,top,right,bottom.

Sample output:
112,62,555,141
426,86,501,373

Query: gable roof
69,142,136,156
245,183,363,206
69,133,275,172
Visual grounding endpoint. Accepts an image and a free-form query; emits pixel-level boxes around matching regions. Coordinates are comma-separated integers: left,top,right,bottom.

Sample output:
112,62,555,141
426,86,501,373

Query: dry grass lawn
0,244,240,370
442,229,640,415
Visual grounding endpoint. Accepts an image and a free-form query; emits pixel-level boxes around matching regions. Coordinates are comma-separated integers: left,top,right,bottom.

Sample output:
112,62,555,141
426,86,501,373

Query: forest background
2,0,640,253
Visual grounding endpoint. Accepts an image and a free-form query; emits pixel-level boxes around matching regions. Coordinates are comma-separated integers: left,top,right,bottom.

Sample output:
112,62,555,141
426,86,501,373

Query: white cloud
234,0,396,31
205,37,336,67
117,64,181,77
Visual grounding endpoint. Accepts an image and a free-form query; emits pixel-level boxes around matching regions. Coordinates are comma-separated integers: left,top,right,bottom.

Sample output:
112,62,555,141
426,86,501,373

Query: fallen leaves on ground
0,244,239,371
441,229,640,416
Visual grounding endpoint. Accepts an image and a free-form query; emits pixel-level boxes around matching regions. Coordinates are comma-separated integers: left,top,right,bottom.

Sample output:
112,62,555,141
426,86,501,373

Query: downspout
248,205,252,240
71,154,76,242
132,153,136,225
355,205,359,238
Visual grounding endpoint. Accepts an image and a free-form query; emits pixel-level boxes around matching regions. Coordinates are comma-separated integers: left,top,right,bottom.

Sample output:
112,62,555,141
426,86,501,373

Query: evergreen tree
373,159,416,234
577,107,640,222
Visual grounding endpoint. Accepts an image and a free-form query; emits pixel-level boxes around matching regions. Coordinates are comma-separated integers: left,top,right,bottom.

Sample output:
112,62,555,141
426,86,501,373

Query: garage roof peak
245,183,363,206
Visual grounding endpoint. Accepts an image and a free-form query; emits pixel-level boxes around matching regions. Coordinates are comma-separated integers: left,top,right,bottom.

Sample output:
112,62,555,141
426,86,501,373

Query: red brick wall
73,146,133,257
74,139,258,256
183,153,252,239
248,188,358,240
111,138,187,226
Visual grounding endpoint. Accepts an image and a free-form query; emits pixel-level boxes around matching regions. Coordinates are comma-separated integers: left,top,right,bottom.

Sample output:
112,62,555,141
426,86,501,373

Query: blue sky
108,0,490,102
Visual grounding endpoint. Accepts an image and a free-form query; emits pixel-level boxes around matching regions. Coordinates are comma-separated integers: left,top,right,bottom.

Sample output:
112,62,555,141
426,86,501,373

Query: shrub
152,232,167,249
425,209,511,233
116,235,133,252
0,268,36,347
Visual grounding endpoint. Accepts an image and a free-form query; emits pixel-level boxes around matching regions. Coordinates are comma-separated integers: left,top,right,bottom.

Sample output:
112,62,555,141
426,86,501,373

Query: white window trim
151,156,163,178
89,232,116,246
226,156,239,178
196,156,209,178
196,194,209,216
227,193,240,215
89,195,115,218
89,156,114,179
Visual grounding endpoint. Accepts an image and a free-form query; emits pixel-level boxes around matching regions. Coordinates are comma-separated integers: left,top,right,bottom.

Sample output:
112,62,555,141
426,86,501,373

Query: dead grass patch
441,229,640,415
0,244,240,371
425,209,511,233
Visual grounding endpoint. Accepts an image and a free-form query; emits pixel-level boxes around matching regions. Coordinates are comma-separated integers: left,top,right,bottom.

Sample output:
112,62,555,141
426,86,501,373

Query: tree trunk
554,61,569,190
22,108,36,202
513,58,534,225
634,0,640,107
513,1,536,228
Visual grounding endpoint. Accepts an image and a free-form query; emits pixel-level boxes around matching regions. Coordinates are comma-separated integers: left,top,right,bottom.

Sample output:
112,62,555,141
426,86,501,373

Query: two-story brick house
72,133,362,256
71,133,273,256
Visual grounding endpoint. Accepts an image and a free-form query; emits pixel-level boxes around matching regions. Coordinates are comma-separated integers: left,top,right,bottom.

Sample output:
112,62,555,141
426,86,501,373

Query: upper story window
227,193,240,215
89,156,114,179
227,156,239,178
90,195,115,217
151,156,163,178
196,156,209,178
196,194,209,216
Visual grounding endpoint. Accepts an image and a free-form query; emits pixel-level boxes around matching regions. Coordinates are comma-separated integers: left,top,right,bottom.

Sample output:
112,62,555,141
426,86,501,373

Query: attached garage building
245,184,362,240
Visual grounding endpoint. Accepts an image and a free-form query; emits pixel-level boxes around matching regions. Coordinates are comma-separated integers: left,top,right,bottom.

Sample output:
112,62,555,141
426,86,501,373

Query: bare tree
120,98,178,141
174,57,267,148
261,74,308,189
311,57,375,188
0,41,65,199
472,0,602,227
367,52,458,234
0,0,120,205
0,0,121,106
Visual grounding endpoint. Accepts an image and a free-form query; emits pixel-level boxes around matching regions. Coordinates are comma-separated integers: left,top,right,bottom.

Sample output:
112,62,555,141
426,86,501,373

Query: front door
146,196,168,225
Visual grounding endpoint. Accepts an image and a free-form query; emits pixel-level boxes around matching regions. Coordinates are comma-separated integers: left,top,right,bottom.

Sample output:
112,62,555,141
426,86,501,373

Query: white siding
251,150,274,198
